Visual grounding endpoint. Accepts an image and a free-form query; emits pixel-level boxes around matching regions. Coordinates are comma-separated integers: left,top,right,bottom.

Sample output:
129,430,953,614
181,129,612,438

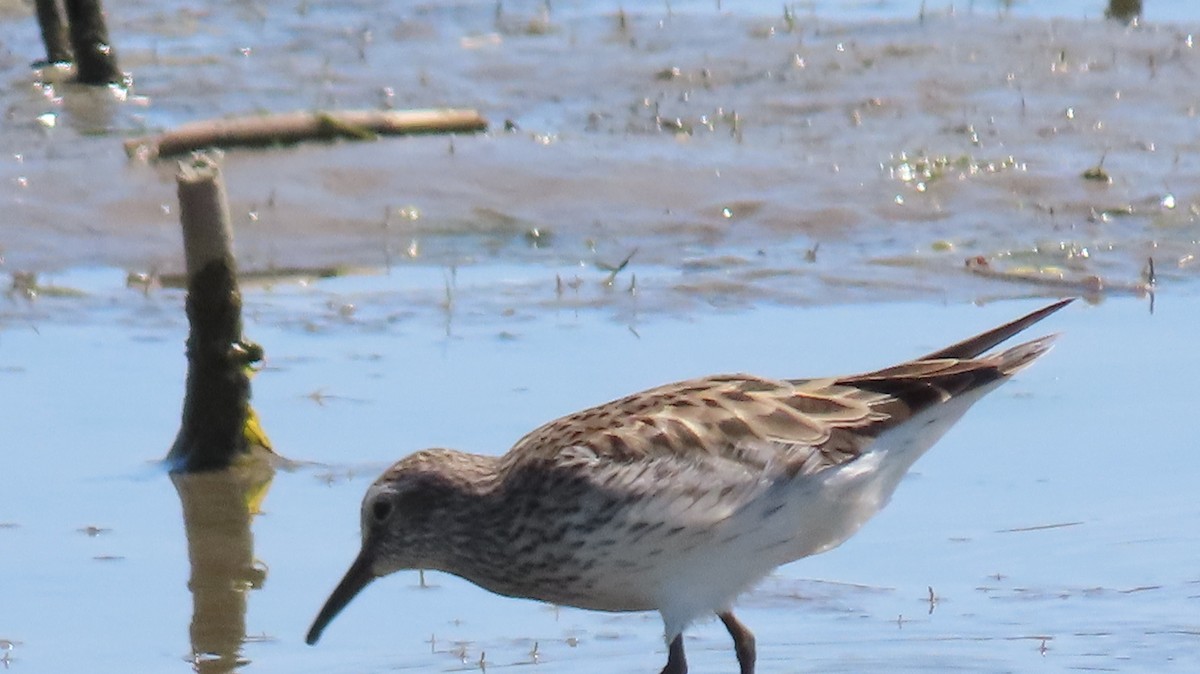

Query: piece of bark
124,108,488,159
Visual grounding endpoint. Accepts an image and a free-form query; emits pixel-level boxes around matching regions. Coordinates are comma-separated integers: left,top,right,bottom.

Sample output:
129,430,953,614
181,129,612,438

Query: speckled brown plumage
307,299,1072,674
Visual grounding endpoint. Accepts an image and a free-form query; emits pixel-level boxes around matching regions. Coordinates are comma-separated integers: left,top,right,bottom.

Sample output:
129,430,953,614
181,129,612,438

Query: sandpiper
307,299,1072,673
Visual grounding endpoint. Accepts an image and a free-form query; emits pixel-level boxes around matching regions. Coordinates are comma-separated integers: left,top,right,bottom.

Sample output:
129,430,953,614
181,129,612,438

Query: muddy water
1,1,1199,674
1,1,1198,307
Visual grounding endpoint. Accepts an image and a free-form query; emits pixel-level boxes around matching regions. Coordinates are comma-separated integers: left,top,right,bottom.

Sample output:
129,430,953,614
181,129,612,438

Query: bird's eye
372,498,393,522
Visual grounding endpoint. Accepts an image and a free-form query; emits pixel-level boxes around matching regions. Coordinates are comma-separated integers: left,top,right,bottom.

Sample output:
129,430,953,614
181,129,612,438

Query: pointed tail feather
918,298,1075,361
839,303,1068,412
991,333,1059,376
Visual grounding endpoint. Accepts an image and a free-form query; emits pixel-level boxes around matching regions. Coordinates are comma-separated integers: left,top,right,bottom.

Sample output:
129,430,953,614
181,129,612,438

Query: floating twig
125,108,488,160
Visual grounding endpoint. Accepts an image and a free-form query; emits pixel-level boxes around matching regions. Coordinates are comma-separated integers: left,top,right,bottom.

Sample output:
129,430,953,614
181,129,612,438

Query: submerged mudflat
1,2,1197,309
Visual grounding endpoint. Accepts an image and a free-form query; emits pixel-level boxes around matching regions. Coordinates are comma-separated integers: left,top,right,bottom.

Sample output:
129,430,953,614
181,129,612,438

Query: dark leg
718,611,756,674
660,634,687,674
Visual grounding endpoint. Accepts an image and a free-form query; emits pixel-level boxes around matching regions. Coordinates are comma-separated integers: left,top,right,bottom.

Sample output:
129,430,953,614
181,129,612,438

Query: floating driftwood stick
157,264,351,289
167,154,268,472
35,0,73,64
125,108,489,159
63,0,122,84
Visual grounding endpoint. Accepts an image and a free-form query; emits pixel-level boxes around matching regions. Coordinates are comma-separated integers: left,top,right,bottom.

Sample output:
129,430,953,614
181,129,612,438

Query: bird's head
305,449,484,645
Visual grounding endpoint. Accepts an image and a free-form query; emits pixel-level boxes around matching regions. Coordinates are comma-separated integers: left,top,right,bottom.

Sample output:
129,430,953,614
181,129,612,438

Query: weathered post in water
167,154,267,472
34,0,72,64
63,0,122,84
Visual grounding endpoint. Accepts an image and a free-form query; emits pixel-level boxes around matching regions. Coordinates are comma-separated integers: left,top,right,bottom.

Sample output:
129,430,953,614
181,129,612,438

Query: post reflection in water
171,457,275,673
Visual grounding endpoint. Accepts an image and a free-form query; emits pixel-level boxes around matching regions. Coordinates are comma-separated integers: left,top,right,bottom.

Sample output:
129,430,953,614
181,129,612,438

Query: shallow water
1,1,1198,303
2,278,1199,673
1,0,1199,673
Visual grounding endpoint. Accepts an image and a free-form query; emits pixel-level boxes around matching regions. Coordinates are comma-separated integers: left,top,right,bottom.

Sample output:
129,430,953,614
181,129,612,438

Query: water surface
1,1,1198,672
1,1,1197,302
2,277,1197,672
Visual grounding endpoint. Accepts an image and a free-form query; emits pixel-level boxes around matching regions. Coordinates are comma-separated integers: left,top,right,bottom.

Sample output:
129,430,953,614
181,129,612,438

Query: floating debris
7,271,87,299
965,255,1150,295
995,520,1084,533
805,243,820,263
597,248,637,286
1082,152,1112,183
158,265,352,289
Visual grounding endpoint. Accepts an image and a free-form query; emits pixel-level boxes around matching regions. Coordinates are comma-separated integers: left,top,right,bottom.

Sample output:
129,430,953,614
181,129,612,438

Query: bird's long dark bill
306,547,376,645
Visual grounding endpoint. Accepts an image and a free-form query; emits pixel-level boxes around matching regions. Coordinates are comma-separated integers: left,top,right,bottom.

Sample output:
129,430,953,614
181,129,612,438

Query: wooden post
34,0,73,64
63,0,122,84
167,154,264,472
